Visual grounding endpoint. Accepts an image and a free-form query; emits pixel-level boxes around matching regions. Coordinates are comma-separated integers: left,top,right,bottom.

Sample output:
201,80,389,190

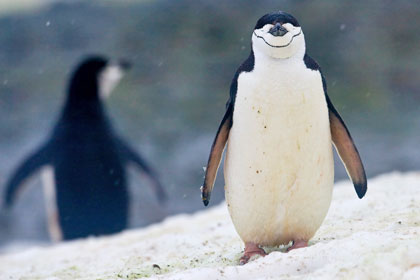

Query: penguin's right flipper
117,138,167,203
201,104,233,206
4,144,52,208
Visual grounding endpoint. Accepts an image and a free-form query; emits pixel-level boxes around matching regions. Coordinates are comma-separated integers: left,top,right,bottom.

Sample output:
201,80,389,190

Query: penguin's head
98,58,131,99
252,11,304,59
69,55,131,100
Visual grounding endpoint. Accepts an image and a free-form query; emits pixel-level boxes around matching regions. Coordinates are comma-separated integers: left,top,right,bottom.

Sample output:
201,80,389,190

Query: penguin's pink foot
286,240,308,252
239,242,267,265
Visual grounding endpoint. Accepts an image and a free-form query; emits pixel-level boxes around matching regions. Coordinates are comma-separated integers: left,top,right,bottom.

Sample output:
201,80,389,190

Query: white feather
41,166,63,242
98,65,124,99
224,41,334,246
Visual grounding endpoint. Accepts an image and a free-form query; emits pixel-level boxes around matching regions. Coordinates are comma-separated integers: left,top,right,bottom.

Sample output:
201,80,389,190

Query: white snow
0,172,419,280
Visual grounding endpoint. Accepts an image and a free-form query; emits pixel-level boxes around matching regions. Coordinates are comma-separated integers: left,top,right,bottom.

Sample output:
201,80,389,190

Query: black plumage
4,56,166,240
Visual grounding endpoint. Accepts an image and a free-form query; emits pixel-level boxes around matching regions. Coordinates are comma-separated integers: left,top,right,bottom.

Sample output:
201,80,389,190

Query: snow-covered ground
0,172,419,279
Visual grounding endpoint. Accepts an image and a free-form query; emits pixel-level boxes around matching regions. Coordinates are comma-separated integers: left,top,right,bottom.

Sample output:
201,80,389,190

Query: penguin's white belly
224,68,334,246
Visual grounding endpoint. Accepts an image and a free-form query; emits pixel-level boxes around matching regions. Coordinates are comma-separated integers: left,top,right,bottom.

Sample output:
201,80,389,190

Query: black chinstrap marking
253,29,302,48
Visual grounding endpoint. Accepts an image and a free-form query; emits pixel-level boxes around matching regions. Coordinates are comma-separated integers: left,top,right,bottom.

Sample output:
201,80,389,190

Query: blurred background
0,0,419,250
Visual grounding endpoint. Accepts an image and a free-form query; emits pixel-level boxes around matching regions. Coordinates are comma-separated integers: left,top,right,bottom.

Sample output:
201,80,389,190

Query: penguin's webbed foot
286,240,308,252
239,242,267,265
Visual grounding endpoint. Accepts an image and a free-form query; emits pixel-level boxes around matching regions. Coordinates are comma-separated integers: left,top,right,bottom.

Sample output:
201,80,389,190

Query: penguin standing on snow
4,55,166,241
201,12,367,264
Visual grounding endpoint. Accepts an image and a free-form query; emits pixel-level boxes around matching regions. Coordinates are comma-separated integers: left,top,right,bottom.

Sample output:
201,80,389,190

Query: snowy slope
0,172,419,279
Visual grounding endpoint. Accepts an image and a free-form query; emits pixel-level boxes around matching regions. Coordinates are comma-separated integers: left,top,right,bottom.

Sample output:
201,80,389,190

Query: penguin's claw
239,242,267,265
286,240,308,252
239,255,250,265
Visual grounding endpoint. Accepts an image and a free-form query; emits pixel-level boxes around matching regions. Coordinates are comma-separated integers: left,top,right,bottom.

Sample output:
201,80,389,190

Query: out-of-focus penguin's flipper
201,104,233,206
4,144,52,208
326,95,367,199
117,139,167,203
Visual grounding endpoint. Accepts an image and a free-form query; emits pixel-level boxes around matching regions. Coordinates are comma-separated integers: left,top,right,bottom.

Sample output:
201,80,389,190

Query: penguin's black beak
269,23,288,37
118,59,132,71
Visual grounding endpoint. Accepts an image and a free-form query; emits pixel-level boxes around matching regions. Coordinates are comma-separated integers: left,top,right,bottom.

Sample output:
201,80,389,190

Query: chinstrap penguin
4,55,167,241
201,11,367,264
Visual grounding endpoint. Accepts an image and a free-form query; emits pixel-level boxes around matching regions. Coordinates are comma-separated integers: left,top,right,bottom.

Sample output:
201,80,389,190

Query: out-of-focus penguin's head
98,58,131,99
252,11,305,59
70,55,131,100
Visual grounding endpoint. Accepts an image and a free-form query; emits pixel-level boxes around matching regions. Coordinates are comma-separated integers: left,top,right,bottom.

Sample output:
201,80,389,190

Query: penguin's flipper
4,144,52,208
202,104,233,206
117,139,167,203
326,95,367,198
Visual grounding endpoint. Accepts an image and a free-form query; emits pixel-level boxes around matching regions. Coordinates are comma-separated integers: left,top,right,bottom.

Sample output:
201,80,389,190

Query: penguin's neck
245,46,317,103
63,84,105,120
252,46,306,76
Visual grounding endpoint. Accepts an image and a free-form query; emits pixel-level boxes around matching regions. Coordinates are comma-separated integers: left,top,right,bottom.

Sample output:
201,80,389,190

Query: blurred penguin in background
3,55,167,241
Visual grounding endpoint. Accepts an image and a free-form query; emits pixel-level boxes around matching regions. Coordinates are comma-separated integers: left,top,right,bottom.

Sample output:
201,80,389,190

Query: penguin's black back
4,56,166,240
49,57,128,239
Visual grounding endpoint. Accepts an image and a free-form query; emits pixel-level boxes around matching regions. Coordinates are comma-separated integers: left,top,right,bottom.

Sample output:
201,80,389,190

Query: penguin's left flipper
201,104,233,206
3,143,52,208
117,139,167,203
326,95,367,198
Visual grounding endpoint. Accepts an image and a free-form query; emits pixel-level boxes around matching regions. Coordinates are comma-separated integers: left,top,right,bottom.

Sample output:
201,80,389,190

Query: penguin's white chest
224,60,334,246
